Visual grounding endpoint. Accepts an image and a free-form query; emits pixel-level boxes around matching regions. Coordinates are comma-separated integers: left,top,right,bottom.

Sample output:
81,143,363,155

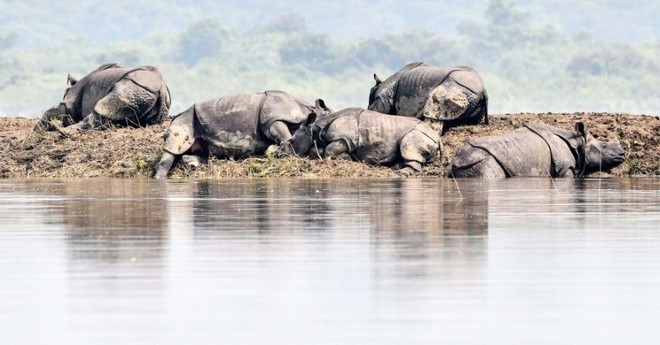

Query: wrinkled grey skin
368,61,488,134
448,121,626,178
34,63,171,132
283,107,441,175
153,90,330,179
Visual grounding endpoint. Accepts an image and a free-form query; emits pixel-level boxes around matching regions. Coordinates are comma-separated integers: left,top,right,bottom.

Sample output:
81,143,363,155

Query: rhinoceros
34,63,171,131
447,121,626,178
283,107,441,174
368,62,488,134
153,90,331,179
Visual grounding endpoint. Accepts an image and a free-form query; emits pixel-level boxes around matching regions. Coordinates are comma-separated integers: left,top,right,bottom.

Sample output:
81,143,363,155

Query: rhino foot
181,154,200,168
266,144,280,157
394,161,422,177
397,166,418,177
33,120,56,132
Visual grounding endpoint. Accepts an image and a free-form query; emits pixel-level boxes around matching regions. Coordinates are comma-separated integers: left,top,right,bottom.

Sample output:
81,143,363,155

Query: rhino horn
67,73,78,86
373,73,382,85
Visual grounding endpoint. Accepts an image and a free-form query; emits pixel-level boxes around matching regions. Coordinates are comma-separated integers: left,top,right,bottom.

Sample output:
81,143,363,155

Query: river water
0,178,659,345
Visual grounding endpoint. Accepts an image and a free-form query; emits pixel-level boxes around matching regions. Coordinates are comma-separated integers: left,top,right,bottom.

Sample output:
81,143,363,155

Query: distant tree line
0,0,658,115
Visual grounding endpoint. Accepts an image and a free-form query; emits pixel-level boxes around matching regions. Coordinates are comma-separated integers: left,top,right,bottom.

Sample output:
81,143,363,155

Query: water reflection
187,179,488,236
41,179,169,263
191,179,332,234
1,178,659,345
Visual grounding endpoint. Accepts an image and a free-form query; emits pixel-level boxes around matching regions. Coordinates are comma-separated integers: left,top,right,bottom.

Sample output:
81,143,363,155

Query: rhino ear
305,113,317,126
575,122,587,136
67,73,78,86
315,99,326,109
373,73,382,85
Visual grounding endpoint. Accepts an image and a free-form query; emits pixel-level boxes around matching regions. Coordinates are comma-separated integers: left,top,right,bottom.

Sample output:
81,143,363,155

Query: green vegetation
0,0,658,115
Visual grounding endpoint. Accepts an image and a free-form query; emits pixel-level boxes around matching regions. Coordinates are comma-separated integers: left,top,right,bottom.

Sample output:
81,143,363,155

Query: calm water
0,178,659,345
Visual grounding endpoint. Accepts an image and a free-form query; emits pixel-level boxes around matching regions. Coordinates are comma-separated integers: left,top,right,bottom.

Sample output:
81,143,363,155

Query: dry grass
1,113,658,179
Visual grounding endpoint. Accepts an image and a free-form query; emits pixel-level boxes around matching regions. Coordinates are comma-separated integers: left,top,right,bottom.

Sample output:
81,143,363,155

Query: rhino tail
482,88,489,125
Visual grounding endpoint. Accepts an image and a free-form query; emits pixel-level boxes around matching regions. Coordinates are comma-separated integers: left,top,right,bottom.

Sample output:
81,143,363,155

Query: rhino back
523,123,579,176
76,66,141,118
445,67,485,95
124,67,169,124
357,111,422,164
318,108,361,150
194,94,270,157
394,66,462,116
321,108,420,165
124,66,165,93
378,62,427,94
368,62,426,113
259,90,312,130
468,128,554,177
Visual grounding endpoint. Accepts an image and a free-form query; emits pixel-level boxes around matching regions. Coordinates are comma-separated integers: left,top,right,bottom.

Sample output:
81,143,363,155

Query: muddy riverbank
1,113,658,178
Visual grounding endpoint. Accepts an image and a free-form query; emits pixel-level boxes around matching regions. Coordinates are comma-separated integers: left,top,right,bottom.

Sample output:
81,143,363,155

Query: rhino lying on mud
368,62,488,134
153,90,331,179
447,121,626,178
282,107,441,174
34,63,171,131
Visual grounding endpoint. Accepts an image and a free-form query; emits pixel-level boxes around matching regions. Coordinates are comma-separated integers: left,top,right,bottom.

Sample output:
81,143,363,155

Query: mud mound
0,113,658,178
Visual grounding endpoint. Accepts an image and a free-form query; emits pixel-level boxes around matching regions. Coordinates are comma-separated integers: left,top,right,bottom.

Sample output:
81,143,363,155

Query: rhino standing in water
368,62,488,134
153,90,331,179
448,121,626,178
282,107,441,174
34,63,171,131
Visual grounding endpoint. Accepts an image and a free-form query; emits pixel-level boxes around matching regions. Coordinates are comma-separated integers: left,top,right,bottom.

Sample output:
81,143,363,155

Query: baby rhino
284,108,441,174
448,121,625,178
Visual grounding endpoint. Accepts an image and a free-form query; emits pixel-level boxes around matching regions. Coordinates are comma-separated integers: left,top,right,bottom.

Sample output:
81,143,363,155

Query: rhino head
367,73,395,114
34,73,82,131
575,122,626,175
277,113,318,157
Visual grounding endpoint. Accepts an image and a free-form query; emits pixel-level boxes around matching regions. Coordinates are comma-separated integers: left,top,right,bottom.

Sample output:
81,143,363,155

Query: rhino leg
78,80,158,130
74,111,114,131
265,120,293,144
423,82,469,121
323,140,352,160
449,148,507,178
395,162,422,176
398,130,440,173
181,154,200,168
154,152,177,179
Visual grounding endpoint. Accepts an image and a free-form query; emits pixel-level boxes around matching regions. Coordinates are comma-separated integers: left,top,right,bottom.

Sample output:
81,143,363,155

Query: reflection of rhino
154,90,330,179
35,63,171,131
284,108,441,174
367,179,488,237
368,62,488,133
190,180,331,234
34,180,169,263
448,122,626,178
